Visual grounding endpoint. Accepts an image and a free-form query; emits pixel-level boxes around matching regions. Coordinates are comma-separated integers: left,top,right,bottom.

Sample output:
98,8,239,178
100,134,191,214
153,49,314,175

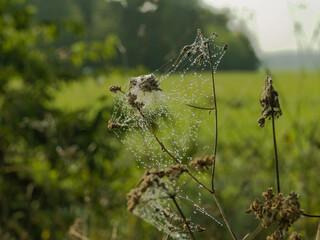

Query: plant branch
184,103,215,111
171,195,196,240
207,43,218,192
271,109,281,194
302,213,320,218
211,193,238,240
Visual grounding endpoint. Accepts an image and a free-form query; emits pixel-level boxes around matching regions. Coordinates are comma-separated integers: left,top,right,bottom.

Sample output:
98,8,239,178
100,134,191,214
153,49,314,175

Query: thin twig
207,42,238,240
184,103,215,111
207,43,218,192
271,109,281,194
302,213,320,218
171,195,196,240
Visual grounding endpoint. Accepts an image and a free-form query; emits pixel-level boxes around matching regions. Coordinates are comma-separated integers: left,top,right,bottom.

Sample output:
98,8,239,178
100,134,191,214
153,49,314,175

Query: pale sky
203,0,320,55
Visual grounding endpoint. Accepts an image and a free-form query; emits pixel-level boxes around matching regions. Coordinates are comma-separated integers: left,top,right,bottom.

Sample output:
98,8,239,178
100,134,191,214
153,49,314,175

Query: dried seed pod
289,232,302,240
196,53,204,63
108,120,121,130
258,117,265,127
189,155,214,170
195,224,206,232
182,45,192,52
222,44,228,51
129,74,162,92
109,85,122,93
258,76,282,127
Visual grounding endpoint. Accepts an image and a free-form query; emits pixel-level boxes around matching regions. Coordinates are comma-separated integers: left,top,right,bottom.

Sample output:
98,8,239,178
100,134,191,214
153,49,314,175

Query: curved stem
207,43,218,192
271,111,281,194
171,195,196,240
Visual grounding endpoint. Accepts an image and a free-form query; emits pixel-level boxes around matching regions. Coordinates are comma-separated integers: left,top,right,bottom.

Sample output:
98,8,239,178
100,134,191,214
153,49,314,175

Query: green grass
51,71,320,239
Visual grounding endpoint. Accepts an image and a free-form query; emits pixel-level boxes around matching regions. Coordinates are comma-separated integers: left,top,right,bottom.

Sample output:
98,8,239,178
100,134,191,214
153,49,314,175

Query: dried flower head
222,44,228,51
289,232,302,240
195,224,206,232
246,188,304,238
129,73,162,92
109,85,122,93
258,76,282,127
164,164,187,180
126,165,187,212
126,92,144,109
267,230,285,240
108,119,121,130
182,45,192,52
189,155,215,170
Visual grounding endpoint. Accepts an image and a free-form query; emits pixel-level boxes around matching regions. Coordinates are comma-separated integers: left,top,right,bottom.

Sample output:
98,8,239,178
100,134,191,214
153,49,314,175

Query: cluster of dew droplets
110,29,227,231
110,30,226,170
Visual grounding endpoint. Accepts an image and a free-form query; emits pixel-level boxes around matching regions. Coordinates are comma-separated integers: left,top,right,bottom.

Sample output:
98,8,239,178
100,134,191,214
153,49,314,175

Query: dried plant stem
302,213,320,218
211,193,238,240
184,103,215,111
271,110,281,194
206,44,238,240
207,44,218,192
171,195,196,240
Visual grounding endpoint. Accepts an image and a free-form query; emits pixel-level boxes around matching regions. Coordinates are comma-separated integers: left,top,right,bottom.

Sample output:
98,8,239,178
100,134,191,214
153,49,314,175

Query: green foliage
0,1,123,239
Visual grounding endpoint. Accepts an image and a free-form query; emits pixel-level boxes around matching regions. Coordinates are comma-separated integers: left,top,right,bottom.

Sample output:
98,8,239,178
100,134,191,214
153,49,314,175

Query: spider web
110,30,227,236
110,30,226,169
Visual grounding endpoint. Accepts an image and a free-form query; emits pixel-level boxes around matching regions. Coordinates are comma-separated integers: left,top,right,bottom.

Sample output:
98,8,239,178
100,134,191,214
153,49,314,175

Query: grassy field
52,71,320,239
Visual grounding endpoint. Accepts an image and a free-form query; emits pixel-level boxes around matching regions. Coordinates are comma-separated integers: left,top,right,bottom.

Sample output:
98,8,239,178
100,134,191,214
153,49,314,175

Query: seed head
126,92,144,109
222,44,228,51
182,45,192,52
258,76,282,127
129,74,162,92
165,164,187,180
189,155,214,170
109,85,122,93
289,232,302,240
195,225,206,232
246,188,304,238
